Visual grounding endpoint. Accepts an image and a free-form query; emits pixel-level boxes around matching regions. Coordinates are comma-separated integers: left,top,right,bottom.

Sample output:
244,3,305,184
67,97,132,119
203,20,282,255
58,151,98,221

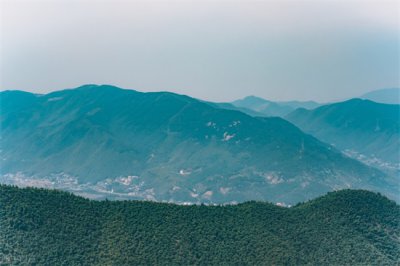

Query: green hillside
0,185,399,265
286,98,400,174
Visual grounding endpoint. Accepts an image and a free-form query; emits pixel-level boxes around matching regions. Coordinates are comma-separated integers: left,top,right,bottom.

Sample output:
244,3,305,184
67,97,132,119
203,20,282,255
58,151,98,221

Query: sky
0,0,399,102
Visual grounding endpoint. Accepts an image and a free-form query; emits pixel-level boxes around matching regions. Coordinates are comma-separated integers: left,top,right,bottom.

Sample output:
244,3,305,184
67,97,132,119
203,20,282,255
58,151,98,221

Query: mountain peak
244,95,269,101
238,95,271,104
74,84,127,92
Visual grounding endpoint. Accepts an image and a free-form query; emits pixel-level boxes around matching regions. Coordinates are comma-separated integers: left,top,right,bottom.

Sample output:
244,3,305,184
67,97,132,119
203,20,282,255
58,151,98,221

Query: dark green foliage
1,185,399,265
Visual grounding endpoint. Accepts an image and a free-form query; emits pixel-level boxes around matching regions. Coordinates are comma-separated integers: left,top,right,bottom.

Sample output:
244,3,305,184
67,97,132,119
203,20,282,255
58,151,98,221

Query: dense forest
0,185,399,265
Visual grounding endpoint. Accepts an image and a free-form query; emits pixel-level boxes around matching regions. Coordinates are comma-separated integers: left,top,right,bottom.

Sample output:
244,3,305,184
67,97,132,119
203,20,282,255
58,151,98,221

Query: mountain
1,186,399,265
0,85,397,204
231,96,320,117
204,101,266,117
360,88,400,104
286,99,400,174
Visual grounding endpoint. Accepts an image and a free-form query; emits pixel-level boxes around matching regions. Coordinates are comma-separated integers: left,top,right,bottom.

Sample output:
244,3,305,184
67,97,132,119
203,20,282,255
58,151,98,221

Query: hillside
231,95,320,117
0,85,396,204
286,99,400,174
0,186,399,265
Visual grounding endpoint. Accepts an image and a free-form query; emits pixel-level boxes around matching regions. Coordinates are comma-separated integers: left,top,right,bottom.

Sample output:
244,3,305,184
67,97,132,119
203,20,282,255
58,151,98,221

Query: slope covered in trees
286,98,400,170
1,185,399,265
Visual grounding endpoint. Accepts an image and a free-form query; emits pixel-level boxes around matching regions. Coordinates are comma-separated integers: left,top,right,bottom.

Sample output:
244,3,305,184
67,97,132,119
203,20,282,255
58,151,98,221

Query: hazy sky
1,0,399,102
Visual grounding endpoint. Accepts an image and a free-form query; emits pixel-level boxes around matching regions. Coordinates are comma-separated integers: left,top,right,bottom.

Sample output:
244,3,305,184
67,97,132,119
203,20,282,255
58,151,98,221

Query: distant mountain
0,85,396,204
360,88,400,104
1,186,399,265
286,99,400,174
204,101,266,117
232,96,320,117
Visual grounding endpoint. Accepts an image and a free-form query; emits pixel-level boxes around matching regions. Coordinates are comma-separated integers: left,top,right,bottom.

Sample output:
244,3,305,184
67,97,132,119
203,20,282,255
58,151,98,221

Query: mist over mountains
231,96,320,117
360,88,400,105
1,1,398,264
1,85,398,204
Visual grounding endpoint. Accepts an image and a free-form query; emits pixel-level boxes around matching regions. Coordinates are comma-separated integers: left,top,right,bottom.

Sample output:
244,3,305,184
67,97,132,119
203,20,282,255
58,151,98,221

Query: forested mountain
360,88,400,104
1,186,399,265
231,95,320,117
0,85,396,204
286,98,400,174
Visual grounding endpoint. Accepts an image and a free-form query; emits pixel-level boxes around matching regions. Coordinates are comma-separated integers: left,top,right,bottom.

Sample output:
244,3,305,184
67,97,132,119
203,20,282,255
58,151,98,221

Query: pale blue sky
0,0,399,102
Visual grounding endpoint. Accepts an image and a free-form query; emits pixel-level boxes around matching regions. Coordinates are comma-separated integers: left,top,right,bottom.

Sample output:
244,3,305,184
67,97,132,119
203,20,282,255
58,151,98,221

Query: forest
0,185,399,265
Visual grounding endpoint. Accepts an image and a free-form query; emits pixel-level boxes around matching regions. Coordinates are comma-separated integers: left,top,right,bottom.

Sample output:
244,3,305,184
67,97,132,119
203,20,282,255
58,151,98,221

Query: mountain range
228,88,400,117
226,88,399,175
1,85,397,204
1,186,399,265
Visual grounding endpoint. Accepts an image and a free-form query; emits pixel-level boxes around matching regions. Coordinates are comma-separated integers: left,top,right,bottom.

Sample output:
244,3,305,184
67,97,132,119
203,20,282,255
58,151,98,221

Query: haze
0,0,399,102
